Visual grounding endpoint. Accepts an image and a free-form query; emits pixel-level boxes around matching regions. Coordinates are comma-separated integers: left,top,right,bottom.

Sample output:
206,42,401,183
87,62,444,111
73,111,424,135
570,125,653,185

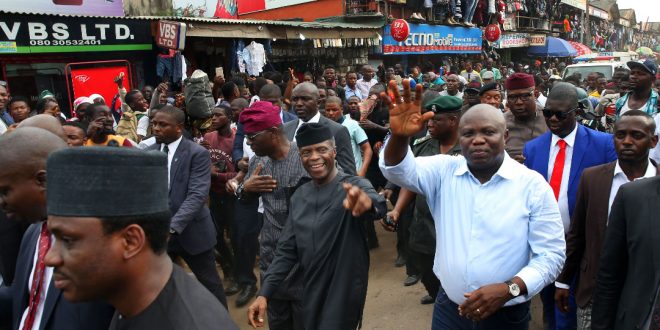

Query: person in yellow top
84,103,135,147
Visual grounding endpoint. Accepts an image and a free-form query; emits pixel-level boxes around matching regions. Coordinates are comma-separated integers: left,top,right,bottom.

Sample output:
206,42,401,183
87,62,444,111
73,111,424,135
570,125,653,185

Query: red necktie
23,223,51,330
549,139,567,200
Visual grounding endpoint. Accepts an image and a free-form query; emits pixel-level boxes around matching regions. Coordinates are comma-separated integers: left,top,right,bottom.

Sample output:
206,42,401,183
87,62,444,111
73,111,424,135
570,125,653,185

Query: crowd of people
0,54,659,330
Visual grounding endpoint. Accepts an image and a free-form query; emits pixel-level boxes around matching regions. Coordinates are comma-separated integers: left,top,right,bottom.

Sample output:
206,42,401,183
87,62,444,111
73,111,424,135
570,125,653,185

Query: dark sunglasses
542,107,576,120
507,92,533,102
246,129,270,141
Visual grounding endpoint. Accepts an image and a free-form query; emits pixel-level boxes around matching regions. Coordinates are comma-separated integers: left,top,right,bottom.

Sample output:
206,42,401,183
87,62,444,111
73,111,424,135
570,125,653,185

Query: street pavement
226,224,544,329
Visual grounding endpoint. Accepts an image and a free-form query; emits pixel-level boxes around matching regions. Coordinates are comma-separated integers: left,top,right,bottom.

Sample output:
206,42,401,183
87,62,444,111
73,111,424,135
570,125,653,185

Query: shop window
4,63,72,117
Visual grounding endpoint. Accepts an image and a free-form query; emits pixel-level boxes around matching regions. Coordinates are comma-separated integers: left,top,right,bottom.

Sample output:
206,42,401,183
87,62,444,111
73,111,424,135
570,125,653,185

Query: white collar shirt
380,149,566,306
609,160,657,218
160,135,183,187
548,124,578,233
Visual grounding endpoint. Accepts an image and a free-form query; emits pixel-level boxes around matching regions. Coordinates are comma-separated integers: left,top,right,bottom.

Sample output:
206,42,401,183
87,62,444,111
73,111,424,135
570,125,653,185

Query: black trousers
411,250,439,299
209,192,236,280
397,204,417,276
168,237,228,308
267,298,304,330
234,199,263,286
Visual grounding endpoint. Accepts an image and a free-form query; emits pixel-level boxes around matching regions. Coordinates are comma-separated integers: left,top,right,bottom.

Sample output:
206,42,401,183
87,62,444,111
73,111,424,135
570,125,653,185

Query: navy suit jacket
148,137,216,255
232,110,298,164
0,223,113,330
523,124,617,218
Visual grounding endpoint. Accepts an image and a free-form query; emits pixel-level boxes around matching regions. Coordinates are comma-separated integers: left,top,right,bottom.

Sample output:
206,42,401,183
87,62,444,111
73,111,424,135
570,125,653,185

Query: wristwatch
506,280,521,298
236,183,245,200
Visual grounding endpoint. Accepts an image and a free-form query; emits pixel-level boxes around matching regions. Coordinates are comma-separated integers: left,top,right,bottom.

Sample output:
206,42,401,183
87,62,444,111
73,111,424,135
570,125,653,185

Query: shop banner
530,34,547,46
494,33,529,48
383,24,482,55
157,20,186,50
560,0,586,11
237,0,317,15
3,0,124,17
0,14,152,54
71,65,130,109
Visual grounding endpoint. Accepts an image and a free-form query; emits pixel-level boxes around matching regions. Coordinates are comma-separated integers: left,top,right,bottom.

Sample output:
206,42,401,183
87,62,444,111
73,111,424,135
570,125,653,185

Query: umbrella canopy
528,37,577,57
636,47,653,55
568,41,592,56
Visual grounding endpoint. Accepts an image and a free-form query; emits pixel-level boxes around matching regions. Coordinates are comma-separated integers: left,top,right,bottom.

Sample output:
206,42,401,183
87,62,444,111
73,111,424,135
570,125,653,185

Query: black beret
479,82,500,96
47,147,170,217
296,123,334,148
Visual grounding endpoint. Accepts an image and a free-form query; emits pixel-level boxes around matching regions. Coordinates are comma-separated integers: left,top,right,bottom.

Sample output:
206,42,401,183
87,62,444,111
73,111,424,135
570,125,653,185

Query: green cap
39,90,55,100
424,95,463,113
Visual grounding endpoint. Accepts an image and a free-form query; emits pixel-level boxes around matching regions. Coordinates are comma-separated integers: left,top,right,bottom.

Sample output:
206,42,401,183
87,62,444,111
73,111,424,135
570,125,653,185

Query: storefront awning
528,37,577,57
567,41,592,56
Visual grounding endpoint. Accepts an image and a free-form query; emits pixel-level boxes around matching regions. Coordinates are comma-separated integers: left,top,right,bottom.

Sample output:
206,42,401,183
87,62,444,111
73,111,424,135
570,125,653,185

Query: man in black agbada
247,123,386,330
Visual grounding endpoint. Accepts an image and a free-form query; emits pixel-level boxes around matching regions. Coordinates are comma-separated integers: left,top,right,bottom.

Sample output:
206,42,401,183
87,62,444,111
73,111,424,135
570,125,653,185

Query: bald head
548,82,578,107
0,127,67,175
259,84,282,99
292,82,320,99
460,104,506,132
17,114,67,141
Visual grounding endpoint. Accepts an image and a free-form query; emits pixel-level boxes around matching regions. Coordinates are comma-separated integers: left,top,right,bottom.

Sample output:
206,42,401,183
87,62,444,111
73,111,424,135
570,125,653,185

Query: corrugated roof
0,10,381,29
589,0,615,12
619,8,636,21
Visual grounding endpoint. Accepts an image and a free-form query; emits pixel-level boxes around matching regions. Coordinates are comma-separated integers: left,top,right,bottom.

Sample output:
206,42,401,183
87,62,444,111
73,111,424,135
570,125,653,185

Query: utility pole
584,0,591,47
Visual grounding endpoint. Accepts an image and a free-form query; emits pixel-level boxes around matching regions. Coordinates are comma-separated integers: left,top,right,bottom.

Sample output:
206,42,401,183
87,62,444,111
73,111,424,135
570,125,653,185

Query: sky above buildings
616,0,660,22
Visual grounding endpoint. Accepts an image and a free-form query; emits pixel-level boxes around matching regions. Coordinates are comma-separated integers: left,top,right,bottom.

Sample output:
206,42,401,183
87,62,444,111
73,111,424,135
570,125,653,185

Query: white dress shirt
649,114,660,164
609,160,657,217
160,136,183,187
18,228,54,330
356,78,377,99
547,125,578,233
380,149,566,306
293,111,321,142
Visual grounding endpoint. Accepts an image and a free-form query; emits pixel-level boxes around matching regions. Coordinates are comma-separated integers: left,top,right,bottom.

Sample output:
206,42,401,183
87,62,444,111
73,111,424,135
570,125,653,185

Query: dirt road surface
226,225,545,329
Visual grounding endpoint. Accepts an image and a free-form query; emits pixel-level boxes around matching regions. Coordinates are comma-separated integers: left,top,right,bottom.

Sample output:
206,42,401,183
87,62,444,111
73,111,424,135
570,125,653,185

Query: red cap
239,101,282,134
505,73,535,91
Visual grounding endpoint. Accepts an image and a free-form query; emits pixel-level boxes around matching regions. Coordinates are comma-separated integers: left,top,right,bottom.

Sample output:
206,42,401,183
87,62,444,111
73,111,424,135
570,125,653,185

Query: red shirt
203,130,236,195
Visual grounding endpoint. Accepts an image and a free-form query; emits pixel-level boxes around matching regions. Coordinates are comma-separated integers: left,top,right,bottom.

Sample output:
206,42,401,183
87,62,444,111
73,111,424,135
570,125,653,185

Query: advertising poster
4,0,124,17
70,65,130,110
383,23,482,55
237,0,316,15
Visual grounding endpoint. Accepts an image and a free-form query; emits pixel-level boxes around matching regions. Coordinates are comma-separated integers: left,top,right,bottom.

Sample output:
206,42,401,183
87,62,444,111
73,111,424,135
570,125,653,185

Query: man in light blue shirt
379,81,566,329
344,71,363,101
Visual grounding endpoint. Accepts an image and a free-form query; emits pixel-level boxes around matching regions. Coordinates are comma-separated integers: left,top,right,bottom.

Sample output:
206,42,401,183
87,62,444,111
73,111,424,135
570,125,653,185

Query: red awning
567,41,592,56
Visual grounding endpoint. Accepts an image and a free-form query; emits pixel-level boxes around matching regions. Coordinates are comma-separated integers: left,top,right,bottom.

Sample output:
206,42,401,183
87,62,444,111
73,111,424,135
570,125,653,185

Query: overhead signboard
237,0,317,15
560,0,586,11
529,34,547,46
0,14,152,54
156,20,186,50
494,33,529,48
3,0,124,17
383,23,482,55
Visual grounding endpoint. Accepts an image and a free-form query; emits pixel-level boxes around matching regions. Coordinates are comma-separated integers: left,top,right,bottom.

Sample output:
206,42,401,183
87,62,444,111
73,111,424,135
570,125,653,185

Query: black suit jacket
559,161,660,308
148,137,216,255
0,223,113,330
592,176,660,330
283,116,357,175
0,211,29,286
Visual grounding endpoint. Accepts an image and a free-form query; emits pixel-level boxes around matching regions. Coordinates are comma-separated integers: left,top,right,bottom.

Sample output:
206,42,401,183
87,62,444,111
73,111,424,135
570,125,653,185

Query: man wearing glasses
503,73,548,162
0,81,13,134
237,102,308,329
523,82,616,330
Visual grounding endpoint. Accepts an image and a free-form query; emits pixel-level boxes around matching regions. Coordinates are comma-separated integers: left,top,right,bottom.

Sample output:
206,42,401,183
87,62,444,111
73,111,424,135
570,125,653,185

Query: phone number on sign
29,39,102,46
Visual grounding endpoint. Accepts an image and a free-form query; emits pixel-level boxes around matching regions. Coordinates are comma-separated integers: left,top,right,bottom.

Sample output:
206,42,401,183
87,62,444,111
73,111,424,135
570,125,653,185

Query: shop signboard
560,0,586,11
0,14,152,54
493,33,529,48
588,6,609,20
237,0,316,15
529,34,547,46
3,0,124,17
156,20,186,50
383,23,482,55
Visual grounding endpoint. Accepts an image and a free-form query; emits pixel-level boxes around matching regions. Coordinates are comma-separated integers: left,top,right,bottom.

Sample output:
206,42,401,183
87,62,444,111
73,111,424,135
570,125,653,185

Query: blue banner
383,23,482,55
